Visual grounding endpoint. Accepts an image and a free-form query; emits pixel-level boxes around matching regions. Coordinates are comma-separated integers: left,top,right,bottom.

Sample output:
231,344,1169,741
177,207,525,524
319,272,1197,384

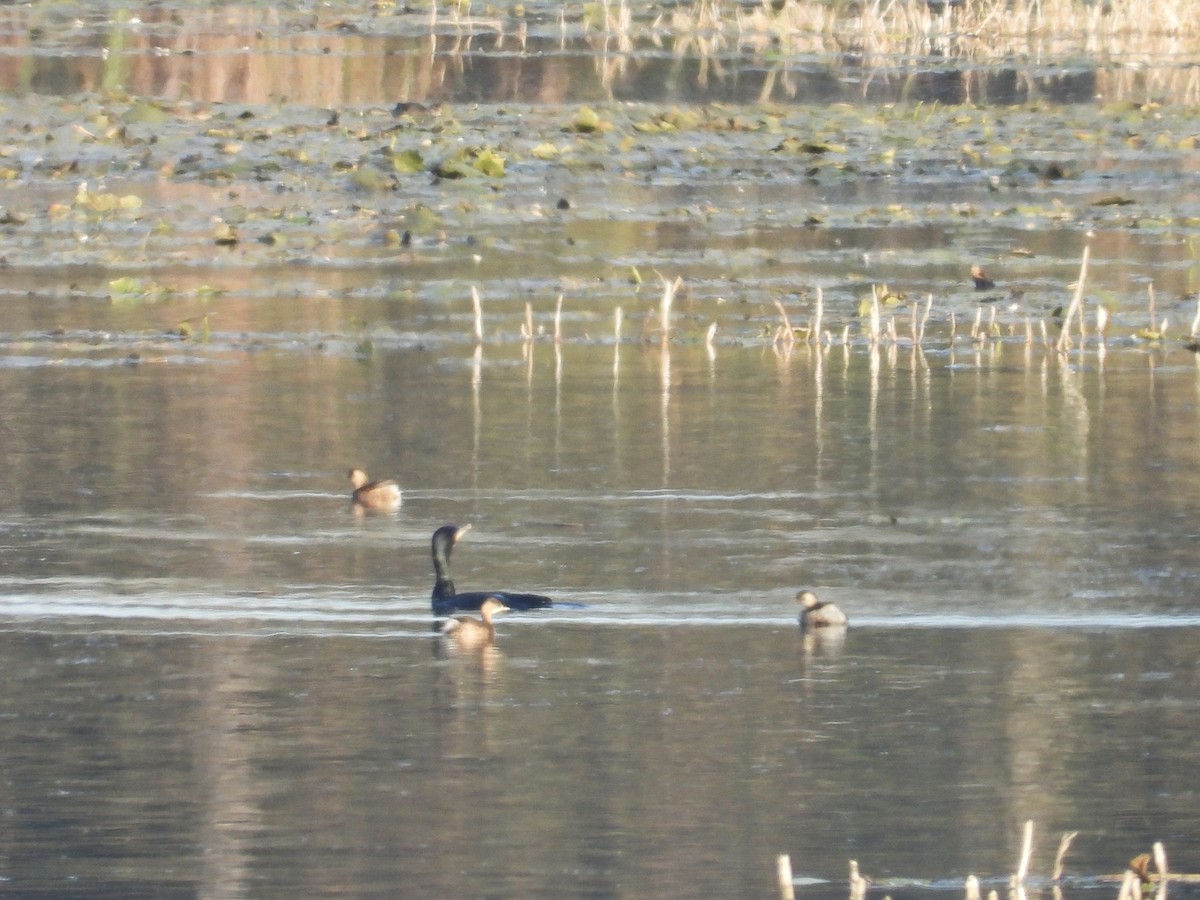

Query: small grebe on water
796,590,848,629
440,596,510,645
348,468,402,510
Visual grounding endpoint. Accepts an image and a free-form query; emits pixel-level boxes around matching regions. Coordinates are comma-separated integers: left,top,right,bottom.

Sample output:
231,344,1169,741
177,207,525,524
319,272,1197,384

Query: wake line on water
1,592,1199,634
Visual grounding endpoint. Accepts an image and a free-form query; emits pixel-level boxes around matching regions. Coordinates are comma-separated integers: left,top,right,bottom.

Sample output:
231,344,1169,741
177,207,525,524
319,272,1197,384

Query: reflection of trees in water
0,3,1199,104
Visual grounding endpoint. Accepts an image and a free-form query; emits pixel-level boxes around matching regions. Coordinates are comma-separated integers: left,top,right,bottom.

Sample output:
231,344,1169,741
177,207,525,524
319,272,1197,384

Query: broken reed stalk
919,293,933,345
1056,244,1090,352
1190,299,1200,337
1119,869,1143,900
1015,819,1034,885
659,274,680,344
705,321,717,354
554,293,563,344
849,860,868,900
868,285,882,344
470,285,484,343
966,874,981,900
813,287,824,345
774,298,795,345
1154,842,1169,900
776,853,795,900
1052,831,1078,881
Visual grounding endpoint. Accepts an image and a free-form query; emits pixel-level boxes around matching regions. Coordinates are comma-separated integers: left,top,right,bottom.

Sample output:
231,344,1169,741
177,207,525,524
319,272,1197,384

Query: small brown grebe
348,468,402,510
796,590,848,629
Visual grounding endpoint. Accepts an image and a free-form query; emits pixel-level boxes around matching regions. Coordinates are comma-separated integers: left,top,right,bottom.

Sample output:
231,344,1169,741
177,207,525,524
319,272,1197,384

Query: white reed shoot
776,854,795,900
774,299,794,344
1015,819,1034,885
659,274,680,344
1118,870,1141,900
966,875,981,900
1056,245,1090,352
470,285,484,343
1154,842,1168,900
919,294,933,345
813,287,824,344
1052,831,1077,882
869,285,881,344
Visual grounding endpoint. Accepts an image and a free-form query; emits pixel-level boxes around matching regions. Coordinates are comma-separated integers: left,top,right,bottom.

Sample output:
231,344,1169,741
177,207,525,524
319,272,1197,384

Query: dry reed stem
813,287,825,345
869,285,882,344
919,294,933,345
849,859,868,900
1096,304,1110,343
776,854,795,900
1154,843,1169,900
1119,869,1142,900
658,275,681,344
522,301,533,341
1015,819,1034,885
470,285,484,343
1056,245,1091,353
774,299,795,345
966,875,981,900
1051,831,1078,882
554,293,563,345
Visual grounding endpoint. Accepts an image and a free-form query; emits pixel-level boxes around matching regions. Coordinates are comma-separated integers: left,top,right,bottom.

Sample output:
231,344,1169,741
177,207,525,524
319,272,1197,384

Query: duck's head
795,590,821,611
480,596,510,619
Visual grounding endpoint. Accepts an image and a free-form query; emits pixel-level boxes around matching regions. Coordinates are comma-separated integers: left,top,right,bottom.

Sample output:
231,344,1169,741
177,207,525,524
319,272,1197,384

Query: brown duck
348,468,402,510
796,590,848,629
440,596,510,645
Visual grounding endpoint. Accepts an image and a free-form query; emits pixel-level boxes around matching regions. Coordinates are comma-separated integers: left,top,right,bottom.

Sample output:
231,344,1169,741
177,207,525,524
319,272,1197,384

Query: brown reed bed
582,0,1200,102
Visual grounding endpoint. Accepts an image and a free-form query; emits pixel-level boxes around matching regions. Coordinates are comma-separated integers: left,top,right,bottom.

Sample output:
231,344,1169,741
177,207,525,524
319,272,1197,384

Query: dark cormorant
431,523,554,615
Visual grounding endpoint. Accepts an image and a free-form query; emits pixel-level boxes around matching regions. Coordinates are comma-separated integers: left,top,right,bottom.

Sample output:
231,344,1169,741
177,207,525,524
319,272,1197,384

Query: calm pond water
1,3,1200,898
1,338,1199,897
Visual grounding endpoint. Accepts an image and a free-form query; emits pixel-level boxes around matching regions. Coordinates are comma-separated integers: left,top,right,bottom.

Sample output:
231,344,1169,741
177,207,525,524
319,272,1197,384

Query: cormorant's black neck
431,526,459,611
